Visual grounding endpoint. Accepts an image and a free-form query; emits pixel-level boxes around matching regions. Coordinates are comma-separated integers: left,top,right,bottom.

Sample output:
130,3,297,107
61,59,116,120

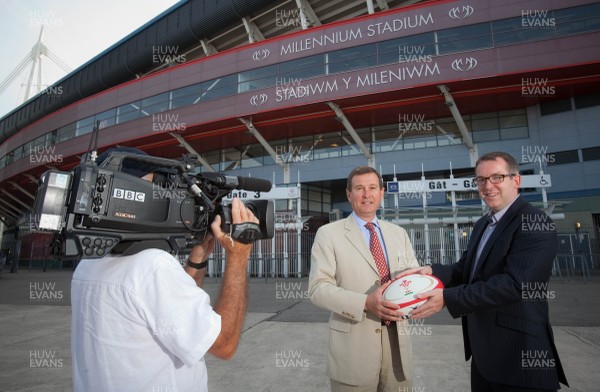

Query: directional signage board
223,186,300,200
387,174,551,193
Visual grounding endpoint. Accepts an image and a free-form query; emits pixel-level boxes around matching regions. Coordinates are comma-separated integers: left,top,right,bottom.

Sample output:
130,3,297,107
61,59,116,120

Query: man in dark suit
400,151,568,391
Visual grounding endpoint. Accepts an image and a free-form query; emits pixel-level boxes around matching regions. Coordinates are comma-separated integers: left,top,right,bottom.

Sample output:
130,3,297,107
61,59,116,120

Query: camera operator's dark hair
346,166,383,191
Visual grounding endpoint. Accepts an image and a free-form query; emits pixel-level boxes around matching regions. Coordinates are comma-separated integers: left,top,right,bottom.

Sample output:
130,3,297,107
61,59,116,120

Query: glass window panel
13,146,24,160
373,124,403,153
434,118,464,146
241,145,265,168
472,116,499,131
279,66,325,83
76,116,95,136
378,32,436,64
313,132,342,159
239,65,278,92
171,84,202,109
200,151,221,172
540,99,572,115
499,114,527,129
472,129,500,142
116,101,141,124
555,4,597,23
437,23,493,54
492,16,555,47
547,150,579,165
202,75,237,101
279,54,325,73
280,136,314,163
500,127,528,140
57,123,76,142
222,147,241,171
309,190,321,202
402,127,437,150
574,93,600,109
328,44,378,73
96,108,116,129
140,93,169,116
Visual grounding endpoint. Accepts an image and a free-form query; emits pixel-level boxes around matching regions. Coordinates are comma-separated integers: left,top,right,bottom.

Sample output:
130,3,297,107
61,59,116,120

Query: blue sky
0,0,181,118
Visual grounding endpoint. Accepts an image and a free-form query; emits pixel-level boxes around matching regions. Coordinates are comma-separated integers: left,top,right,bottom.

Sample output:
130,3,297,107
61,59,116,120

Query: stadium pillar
169,132,216,172
327,102,375,167
437,85,478,165
239,117,291,183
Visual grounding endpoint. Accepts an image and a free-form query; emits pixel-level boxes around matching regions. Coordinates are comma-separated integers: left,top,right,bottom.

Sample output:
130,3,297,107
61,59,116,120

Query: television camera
32,149,274,260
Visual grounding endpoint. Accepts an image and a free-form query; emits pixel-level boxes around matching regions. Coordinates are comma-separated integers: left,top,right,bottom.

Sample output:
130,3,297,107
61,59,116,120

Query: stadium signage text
280,13,433,56
275,63,440,102
387,174,552,193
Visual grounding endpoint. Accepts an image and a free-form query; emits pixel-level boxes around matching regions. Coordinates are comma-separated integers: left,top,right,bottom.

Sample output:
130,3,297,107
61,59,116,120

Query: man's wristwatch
186,258,208,269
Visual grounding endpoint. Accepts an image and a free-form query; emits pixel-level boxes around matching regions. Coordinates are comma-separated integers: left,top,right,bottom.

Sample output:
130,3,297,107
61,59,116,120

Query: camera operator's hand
209,197,258,360
211,198,258,255
184,234,216,287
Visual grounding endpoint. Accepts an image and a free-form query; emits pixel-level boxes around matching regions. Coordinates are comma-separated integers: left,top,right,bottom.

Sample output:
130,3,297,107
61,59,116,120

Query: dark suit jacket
431,196,568,389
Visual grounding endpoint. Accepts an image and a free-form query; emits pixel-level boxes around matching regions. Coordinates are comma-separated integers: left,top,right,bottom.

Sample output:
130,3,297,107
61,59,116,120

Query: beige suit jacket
308,215,420,386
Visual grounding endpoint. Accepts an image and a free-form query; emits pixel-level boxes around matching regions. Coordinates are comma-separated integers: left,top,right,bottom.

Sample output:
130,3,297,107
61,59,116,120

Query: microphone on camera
200,173,272,192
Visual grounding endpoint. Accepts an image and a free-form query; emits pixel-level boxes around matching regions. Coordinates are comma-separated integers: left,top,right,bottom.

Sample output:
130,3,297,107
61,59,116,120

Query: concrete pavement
0,268,598,391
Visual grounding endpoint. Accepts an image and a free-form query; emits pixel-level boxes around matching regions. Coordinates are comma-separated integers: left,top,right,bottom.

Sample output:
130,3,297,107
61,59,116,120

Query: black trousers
471,361,557,392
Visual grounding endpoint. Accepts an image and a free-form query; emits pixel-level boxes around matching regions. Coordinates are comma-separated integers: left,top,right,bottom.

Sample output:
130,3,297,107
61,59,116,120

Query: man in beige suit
309,166,420,392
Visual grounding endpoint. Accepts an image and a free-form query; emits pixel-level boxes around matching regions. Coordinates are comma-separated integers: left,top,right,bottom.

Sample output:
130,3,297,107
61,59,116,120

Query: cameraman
71,149,258,391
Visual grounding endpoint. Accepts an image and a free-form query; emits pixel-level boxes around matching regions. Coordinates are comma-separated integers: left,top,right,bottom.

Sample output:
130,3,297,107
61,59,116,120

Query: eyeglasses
475,174,517,186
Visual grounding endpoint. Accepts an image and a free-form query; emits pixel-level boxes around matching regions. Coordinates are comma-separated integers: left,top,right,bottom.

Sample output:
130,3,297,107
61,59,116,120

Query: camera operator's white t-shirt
71,248,221,392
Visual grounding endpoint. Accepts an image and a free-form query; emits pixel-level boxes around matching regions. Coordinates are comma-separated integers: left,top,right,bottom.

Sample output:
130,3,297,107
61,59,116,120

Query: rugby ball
383,274,444,318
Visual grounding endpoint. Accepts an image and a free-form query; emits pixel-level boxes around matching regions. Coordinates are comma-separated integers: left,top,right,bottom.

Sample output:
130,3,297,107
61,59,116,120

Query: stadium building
1,0,599,275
